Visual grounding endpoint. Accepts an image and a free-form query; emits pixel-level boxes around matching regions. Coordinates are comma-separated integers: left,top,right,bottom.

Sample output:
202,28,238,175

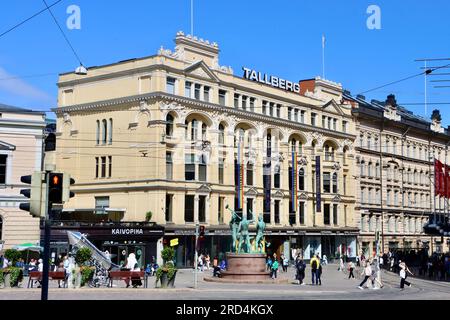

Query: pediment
322,99,345,116
0,140,16,151
332,195,342,202
299,192,308,200
245,187,258,197
197,184,212,194
184,60,220,83
273,190,284,198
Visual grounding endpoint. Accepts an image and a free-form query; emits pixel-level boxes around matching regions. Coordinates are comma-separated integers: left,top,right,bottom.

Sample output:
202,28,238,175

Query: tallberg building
54,32,358,267
347,93,450,256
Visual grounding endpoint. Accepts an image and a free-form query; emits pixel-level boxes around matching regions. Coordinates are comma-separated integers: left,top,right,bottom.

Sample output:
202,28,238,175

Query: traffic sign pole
41,171,51,301
194,222,199,289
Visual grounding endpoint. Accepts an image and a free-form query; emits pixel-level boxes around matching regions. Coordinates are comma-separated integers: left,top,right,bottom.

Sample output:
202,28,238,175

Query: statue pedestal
220,253,270,281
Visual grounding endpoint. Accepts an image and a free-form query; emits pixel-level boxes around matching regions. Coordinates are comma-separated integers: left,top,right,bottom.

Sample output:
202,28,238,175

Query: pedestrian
124,253,138,288
358,261,372,290
266,255,273,272
282,254,289,272
317,263,323,285
348,261,355,279
205,254,211,270
338,256,344,271
370,260,384,289
271,254,279,279
56,262,65,288
198,254,204,272
295,256,306,285
322,254,328,265
356,255,360,267
399,262,414,290
310,254,320,285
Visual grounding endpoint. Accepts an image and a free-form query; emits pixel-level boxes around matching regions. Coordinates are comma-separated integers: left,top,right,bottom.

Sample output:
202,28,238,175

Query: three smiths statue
255,214,266,253
237,210,255,253
226,205,241,253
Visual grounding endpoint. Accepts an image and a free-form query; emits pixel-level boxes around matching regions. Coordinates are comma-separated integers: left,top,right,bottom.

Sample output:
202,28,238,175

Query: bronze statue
238,210,255,253
255,214,266,253
226,205,241,253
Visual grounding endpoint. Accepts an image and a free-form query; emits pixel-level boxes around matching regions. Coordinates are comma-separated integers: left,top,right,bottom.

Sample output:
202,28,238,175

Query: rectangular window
288,107,292,120
294,109,299,122
165,194,173,222
199,195,206,222
276,104,281,118
203,86,210,102
269,102,274,116
323,172,331,193
194,84,201,100
299,202,305,225
234,94,240,108
300,110,305,123
274,166,280,188
185,154,195,180
242,96,247,110
311,113,316,126
333,204,338,225
333,119,337,131
166,77,176,94
95,196,110,214
199,155,207,182
185,81,192,98
0,155,6,184
166,152,173,180
274,200,280,224
219,90,226,106
343,175,347,195
262,101,268,115
246,164,253,186
218,197,225,224
219,158,224,184
247,198,253,219
250,98,255,112
108,156,112,178
342,121,348,133
95,157,99,178
101,156,106,178
322,116,326,128
184,195,194,222
324,203,330,225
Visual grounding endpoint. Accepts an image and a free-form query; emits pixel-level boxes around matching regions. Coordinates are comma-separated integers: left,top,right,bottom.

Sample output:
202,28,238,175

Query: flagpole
191,0,194,36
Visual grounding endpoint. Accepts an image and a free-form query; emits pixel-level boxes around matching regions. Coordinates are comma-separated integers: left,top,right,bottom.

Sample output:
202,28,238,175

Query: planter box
158,271,177,288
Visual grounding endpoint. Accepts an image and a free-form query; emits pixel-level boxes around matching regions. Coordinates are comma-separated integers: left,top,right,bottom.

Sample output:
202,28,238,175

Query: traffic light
62,173,75,202
48,173,63,204
19,172,45,218
199,225,205,238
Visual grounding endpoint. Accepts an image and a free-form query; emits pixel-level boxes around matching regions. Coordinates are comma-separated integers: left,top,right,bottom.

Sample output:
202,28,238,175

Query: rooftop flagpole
191,0,194,36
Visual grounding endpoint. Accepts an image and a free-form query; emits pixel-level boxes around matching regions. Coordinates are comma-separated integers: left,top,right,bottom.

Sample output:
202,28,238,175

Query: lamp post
194,222,199,289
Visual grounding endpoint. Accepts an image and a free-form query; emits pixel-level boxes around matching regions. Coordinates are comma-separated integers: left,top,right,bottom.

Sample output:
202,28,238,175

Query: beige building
54,32,359,266
347,93,450,257
0,104,46,250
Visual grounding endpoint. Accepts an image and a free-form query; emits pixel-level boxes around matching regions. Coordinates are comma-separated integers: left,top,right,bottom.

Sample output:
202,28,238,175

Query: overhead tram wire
0,0,63,40
41,0,84,67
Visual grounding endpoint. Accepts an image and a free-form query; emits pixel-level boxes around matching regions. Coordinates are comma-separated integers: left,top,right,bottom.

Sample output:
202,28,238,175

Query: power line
42,0,84,66
0,0,63,40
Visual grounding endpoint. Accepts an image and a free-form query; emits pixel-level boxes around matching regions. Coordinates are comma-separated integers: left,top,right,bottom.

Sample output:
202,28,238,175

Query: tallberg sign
243,67,300,93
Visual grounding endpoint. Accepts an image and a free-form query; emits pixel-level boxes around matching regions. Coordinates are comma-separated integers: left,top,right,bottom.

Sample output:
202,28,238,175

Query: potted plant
2,249,23,288
155,246,177,288
145,211,153,222
74,248,92,288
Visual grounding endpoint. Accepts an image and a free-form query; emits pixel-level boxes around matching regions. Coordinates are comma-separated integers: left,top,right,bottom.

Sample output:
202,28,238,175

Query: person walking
338,256,344,271
282,254,289,272
310,254,320,285
266,255,273,272
358,261,372,290
205,254,211,271
317,263,323,285
399,262,414,290
348,261,355,279
295,256,306,285
271,254,279,279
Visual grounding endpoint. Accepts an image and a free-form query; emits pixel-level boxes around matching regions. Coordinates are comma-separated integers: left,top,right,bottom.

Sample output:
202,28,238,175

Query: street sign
170,238,179,247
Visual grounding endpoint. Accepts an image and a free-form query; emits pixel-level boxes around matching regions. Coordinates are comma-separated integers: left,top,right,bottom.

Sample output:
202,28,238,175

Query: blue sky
1,0,450,123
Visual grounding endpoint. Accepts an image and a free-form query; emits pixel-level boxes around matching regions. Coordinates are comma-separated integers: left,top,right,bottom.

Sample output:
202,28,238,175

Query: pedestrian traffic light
19,172,45,218
199,225,205,238
48,173,63,204
62,173,75,202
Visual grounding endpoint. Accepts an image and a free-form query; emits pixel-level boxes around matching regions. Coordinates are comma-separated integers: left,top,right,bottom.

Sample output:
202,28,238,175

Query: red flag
435,159,443,196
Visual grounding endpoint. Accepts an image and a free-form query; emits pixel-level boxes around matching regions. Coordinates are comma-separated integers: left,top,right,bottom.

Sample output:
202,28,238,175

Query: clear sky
1,0,450,124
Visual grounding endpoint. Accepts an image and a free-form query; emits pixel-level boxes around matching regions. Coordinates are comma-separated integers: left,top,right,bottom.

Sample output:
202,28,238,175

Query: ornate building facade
54,32,358,266
347,93,450,257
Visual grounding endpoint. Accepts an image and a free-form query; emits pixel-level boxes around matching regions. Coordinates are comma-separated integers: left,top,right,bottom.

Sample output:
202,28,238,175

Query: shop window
184,195,194,222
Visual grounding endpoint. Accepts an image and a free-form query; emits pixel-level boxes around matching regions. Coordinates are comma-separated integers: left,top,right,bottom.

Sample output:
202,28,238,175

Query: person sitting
131,263,142,288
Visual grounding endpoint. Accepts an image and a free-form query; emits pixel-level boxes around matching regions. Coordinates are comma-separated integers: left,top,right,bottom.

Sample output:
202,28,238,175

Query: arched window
367,136,371,150
375,162,380,178
108,118,113,144
291,138,297,153
235,128,245,147
102,119,107,144
96,120,100,145
360,160,365,177
324,144,334,161
202,123,207,140
218,123,225,144
191,119,198,141
299,168,305,190
266,133,272,152
368,162,372,177
332,172,338,193
166,114,174,137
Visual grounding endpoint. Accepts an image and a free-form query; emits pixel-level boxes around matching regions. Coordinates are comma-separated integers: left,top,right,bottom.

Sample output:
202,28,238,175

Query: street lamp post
194,222,199,289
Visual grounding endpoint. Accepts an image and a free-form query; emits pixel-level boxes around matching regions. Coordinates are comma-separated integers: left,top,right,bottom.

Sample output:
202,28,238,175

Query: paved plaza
0,264,449,300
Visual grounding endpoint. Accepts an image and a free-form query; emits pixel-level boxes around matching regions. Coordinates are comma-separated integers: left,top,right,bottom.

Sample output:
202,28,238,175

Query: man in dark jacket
295,256,306,285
